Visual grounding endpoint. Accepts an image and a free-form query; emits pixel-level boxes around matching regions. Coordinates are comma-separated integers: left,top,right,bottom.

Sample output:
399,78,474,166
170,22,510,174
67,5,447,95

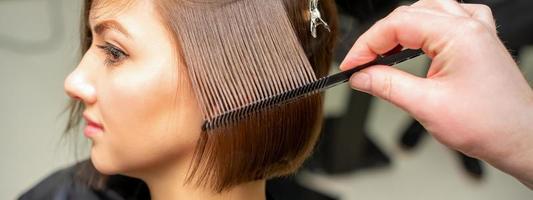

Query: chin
90,147,120,175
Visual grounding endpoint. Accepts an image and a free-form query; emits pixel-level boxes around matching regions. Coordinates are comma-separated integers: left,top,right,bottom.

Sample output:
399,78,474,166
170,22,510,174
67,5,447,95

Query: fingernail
340,53,375,71
350,72,371,93
339,56,357,70
339,55,359,70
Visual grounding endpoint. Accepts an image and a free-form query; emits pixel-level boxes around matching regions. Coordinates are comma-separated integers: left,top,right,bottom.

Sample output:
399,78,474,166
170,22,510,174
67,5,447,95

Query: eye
96,42,129,66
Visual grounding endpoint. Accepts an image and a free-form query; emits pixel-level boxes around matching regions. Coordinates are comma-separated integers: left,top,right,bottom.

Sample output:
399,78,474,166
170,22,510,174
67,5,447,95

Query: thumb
349,65,431,113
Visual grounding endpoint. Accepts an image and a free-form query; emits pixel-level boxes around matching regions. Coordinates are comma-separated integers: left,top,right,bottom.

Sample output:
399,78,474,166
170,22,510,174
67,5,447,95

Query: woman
20,0,338,199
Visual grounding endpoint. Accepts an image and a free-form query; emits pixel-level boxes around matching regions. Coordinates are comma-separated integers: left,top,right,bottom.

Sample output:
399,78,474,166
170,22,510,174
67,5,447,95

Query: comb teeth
202,77,328,131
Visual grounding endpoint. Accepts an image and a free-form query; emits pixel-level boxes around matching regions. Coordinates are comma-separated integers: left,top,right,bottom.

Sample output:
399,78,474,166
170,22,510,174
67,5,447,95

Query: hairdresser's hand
340,0,533,188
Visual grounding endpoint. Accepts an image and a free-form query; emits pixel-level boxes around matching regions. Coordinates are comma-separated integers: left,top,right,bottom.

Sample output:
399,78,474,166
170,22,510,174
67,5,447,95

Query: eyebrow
93,20,131,38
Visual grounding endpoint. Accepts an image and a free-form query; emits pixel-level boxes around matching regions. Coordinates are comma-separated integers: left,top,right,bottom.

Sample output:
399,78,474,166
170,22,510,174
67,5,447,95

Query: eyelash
96,42,129,66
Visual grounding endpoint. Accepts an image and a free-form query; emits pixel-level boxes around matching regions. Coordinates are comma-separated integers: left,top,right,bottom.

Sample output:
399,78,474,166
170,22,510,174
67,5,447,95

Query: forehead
89,0,137,20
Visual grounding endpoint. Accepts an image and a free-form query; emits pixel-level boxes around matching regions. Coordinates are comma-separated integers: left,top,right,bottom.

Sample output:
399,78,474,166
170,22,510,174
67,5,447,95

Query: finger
349,64,433,114
461,4,497,33
340,8,452,70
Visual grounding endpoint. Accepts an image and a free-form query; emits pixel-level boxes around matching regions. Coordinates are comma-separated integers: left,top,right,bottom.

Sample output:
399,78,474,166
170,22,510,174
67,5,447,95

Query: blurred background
1,0,532,199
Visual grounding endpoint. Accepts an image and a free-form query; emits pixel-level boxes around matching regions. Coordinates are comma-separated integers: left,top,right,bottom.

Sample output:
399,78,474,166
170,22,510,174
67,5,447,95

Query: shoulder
18,163,103,200
18,160,149,200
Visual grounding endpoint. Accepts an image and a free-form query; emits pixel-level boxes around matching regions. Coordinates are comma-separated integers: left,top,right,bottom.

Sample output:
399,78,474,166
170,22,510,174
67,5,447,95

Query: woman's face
64,0,203,176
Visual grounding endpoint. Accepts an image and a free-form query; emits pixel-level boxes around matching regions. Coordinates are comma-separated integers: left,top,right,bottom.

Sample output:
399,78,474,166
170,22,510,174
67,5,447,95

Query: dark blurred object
399,120,426,150
335,0,400,21
460,153,485,179
267,177,337,200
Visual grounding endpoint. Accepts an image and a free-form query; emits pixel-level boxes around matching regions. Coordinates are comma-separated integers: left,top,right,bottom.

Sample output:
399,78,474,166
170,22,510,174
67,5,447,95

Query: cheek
94,62,202,173
103,68,175,136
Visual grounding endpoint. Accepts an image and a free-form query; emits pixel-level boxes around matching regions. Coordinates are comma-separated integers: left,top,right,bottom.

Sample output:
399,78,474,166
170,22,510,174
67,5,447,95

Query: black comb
202,49,424,131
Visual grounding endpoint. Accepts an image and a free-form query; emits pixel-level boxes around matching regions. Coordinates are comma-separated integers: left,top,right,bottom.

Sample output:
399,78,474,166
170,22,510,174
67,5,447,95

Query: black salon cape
18,162,276,200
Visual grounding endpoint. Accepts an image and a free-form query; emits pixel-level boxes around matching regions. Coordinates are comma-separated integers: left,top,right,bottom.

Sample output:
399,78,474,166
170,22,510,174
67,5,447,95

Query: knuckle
391,5,412,17
379,5,414,30
373,18,387,28
476,4,493,16
395,5,411,13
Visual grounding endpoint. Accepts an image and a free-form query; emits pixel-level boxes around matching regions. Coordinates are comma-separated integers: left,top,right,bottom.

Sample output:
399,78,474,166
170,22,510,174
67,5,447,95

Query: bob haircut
68,0,338,192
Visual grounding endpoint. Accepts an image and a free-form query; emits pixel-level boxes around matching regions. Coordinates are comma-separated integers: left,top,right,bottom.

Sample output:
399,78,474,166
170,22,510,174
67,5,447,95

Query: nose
64,56,97,104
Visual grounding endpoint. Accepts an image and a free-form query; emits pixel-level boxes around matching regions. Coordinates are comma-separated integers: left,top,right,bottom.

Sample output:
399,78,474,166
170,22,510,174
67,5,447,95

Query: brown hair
68,0,337,192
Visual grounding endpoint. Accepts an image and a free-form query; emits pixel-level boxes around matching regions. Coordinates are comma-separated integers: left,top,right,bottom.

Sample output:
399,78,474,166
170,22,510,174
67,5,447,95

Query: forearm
498,94,533,189
520,96,533,189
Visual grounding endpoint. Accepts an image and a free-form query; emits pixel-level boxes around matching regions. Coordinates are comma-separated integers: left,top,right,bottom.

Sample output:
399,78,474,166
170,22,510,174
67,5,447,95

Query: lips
83,114,104,138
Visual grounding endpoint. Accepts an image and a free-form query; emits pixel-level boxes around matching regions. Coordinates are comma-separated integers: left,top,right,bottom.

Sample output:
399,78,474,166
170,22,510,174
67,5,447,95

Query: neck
136,155,266,200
